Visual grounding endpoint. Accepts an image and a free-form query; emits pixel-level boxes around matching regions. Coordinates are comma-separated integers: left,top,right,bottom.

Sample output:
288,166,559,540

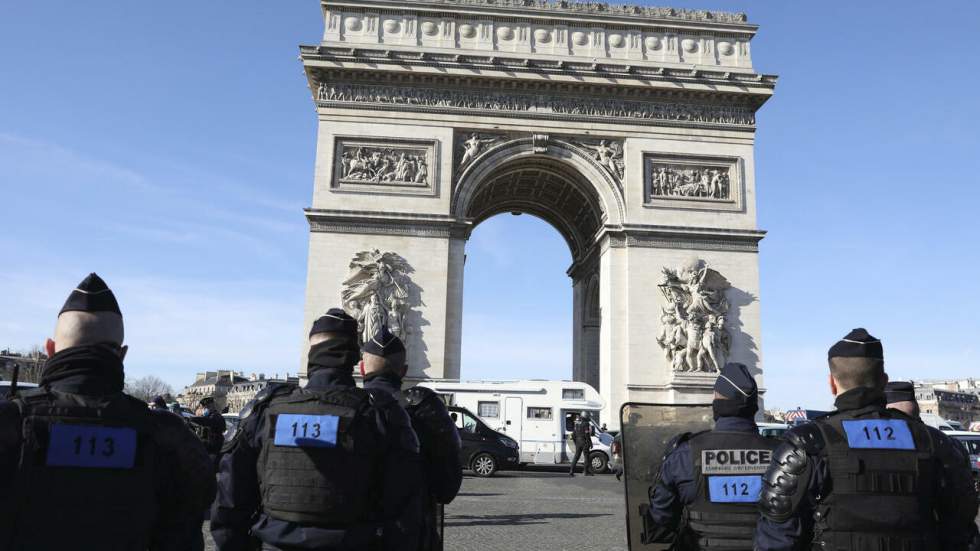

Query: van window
562,388,584,400
478,401,499,418
528,407,553,420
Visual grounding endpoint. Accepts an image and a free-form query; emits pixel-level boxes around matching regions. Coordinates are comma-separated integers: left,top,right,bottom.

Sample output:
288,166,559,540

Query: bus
417,380,614,472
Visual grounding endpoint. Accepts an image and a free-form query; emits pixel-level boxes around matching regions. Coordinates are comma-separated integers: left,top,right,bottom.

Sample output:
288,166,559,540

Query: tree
125,375,174,403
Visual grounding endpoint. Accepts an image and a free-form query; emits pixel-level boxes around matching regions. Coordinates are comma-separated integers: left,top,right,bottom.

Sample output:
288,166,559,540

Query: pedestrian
884,380,920,418
151,394,168,410
210,308,423,551
569,410,594,476
0,273,215,550
362,325,463,551
644,362,777,549
756,328,979,549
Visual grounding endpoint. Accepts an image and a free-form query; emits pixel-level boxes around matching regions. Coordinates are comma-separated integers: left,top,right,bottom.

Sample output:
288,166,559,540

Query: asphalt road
203,466,627,550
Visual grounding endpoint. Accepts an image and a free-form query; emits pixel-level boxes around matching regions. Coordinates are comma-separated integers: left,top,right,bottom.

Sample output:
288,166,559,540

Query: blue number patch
842,419,915,450
274,414,339,448
46,424,137,469
708,475,762,503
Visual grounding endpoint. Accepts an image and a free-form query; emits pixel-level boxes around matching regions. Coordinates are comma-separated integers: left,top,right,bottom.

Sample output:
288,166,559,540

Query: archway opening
456,156,606,389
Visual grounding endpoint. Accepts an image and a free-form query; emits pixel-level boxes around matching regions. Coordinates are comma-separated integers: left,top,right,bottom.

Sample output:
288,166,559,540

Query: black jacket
0,345,216,550
210,368,424,551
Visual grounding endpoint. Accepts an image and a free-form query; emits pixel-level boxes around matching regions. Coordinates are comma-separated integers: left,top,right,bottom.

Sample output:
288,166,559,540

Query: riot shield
620,402,714,550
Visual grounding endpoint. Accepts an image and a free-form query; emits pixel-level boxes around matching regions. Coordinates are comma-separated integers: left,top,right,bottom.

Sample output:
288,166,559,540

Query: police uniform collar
713,416,759,433
833,386,886,412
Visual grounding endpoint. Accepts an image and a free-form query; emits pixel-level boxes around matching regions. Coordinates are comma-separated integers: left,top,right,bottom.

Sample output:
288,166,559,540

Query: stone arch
452,136,626,261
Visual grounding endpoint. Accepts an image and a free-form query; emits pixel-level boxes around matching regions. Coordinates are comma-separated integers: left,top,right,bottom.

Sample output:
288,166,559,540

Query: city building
914,384,980,427
178,370,249,412
225,373,300,414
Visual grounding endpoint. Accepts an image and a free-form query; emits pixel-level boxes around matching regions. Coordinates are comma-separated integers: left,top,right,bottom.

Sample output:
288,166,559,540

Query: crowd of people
1,272,977,550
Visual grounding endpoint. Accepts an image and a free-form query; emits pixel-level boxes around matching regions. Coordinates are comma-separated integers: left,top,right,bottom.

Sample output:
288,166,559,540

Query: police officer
362,326,463,551
0,273,216,550
151,395,169,410
644,362,776,550
569,411,594,476
211,308,423,551
190,395,227,465
884,380,921,419
756,328,979,550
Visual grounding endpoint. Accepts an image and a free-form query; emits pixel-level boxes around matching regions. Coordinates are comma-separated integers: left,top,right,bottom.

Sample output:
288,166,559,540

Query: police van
417,379,614,472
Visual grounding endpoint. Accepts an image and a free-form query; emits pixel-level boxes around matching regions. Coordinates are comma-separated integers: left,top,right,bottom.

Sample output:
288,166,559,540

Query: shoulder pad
758,426,821,523
240,382,296,420
783,422,825,454
403,386,436,407
662,430,703,461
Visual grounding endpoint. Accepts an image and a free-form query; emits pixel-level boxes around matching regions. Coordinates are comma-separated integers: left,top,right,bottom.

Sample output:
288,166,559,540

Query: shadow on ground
445,512,613,527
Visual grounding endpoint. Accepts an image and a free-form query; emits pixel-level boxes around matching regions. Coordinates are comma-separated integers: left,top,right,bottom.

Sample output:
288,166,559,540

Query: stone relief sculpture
339,145,428,185
341,250,412,343
650,163,731,200
459,132,501,167
317,82,755,126
575,139,625,181
656,259,731,373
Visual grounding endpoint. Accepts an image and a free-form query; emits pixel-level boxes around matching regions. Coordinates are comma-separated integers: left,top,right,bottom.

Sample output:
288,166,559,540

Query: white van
418,379,614,472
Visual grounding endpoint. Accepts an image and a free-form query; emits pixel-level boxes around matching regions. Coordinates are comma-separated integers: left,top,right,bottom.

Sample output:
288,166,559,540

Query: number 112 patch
842,419,915,450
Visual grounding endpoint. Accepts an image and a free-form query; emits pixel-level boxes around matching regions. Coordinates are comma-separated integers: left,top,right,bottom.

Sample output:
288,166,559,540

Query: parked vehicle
758,422,789,438
948,431,980,495
419,380,613,472
0,381,38,398
449,405,520,477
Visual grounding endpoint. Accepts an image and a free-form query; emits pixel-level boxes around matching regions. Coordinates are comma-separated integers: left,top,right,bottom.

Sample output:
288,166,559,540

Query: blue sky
1,1,978,410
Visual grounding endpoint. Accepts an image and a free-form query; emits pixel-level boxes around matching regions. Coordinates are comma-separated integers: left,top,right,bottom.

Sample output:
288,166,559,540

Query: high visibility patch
46,424,137,469
708,475,763,503
842,419,915,450
701,448,772,475
274,414,339,448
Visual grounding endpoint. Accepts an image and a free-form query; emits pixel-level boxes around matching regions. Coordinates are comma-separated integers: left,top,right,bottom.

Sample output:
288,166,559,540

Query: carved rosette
656,258,731,373
341,250,414,345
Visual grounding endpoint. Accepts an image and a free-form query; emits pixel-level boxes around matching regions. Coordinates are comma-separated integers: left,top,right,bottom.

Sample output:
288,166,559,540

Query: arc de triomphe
299,0,776,425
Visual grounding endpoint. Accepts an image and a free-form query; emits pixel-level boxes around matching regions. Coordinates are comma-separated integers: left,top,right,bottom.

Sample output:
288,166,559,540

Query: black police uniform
645,363,776,550
569,415,594,475
756,329,979,550
211,312,423,551
365,374,462,551
362,326,463,551
189,402,227,466
0,274,215,550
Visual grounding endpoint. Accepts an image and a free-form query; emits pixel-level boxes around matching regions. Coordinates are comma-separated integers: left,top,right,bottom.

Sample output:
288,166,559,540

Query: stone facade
178,370,248,412
225,374,300,414
299,0,776,427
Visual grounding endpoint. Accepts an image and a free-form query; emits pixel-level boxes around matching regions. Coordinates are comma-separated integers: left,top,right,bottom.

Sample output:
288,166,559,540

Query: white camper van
418,380,613,472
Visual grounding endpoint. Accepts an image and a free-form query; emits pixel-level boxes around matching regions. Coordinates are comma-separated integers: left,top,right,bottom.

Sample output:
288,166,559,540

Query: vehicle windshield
452,410,479,434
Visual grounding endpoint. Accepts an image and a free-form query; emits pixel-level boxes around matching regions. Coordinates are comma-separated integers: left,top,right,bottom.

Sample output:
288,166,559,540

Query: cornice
305,208,472,239
301,45,776,95
602,224,765,252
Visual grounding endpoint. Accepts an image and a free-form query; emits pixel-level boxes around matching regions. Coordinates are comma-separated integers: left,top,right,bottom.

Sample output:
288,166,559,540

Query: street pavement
204,466,627,550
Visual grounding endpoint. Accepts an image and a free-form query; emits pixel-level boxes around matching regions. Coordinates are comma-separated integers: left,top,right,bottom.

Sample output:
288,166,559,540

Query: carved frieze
456,132,505,170
571,138,624,182
656,259,731,373
643,154,742,211
332,137,438,196
341,250,414,344
317,82,756,127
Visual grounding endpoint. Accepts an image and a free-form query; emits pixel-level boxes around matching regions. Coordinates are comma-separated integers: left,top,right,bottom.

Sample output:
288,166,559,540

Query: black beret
362,326,405,358
885,381,915,404
828,328,883,359
309,308,358,337
714,362,757,401
59,273,121,317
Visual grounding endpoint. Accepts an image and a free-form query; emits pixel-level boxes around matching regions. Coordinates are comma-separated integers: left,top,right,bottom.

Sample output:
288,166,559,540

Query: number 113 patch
274,414,339,448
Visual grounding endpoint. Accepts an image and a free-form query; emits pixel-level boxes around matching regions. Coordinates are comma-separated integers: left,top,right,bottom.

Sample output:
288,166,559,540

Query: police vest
257,386,384,527
811,407,939,551
11,387,158,550
688,429,778,550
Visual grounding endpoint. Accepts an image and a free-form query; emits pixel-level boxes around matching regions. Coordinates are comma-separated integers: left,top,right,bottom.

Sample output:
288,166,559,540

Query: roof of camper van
419,379,605,407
